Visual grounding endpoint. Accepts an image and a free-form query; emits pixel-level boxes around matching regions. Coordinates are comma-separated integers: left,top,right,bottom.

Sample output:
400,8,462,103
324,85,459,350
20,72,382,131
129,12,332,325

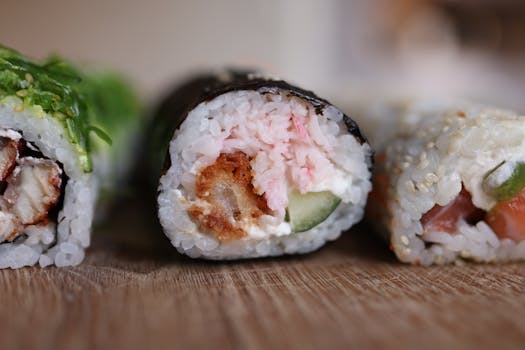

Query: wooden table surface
1,199,524,350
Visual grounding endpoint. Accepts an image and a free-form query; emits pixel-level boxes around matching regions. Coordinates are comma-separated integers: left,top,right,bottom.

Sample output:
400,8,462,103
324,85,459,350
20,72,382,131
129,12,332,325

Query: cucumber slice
483,161,525,201
286,190,341,233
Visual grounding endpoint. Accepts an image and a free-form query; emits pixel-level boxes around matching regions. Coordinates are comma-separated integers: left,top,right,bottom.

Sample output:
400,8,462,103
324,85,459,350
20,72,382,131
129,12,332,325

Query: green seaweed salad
0,46,140,172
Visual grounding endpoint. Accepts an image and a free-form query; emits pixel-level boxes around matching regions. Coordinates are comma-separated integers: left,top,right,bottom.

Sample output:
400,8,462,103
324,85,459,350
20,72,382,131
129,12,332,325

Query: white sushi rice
0,97,98,268
358,99,525,265
158,90,372,259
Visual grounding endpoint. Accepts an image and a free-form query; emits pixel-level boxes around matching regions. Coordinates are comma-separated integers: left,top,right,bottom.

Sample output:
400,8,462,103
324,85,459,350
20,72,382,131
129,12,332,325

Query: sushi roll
0,47,140,268
360,100,525,265
151,71,373,259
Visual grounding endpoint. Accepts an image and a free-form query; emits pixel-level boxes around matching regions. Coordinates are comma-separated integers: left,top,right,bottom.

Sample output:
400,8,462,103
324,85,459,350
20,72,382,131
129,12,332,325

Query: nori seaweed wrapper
149,69,368,181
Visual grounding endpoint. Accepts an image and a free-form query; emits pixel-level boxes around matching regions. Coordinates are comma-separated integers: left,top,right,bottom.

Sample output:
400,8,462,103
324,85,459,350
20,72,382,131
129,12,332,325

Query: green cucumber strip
286,190,341,233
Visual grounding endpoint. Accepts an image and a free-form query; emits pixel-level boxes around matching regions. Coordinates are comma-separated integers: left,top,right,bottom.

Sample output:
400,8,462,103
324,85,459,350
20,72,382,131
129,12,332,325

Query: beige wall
2,0,524,110
0,0,343,100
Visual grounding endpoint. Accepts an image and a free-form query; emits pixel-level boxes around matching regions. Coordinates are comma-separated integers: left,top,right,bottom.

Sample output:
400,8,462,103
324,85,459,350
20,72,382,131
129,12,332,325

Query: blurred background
1,0,524,110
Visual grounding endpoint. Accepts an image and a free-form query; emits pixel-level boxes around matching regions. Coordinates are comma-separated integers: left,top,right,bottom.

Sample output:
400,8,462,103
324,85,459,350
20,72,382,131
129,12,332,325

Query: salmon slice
421,187,485,233
4,158,62,226
188,152,270,241
486,187,525,242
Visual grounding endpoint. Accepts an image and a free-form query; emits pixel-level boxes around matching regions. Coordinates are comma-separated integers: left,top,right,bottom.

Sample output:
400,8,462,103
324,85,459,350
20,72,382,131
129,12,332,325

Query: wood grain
1,199,524,350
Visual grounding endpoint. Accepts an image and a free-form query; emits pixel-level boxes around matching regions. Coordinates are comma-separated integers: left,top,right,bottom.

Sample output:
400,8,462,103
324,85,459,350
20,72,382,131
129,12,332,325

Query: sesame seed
425,173,439,183
400,235,409,245
417,159,429,170
16,89,27,97
405,180,416,192
442,126,450,132
417,183,429,192
426,142,435,149
53,112,66,120
13,105,24,112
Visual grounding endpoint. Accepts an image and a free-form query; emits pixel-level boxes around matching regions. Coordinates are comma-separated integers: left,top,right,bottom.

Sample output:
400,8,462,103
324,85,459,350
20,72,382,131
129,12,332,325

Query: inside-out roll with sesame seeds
0,46,140,268
357,99,525,265
150,70,372,260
